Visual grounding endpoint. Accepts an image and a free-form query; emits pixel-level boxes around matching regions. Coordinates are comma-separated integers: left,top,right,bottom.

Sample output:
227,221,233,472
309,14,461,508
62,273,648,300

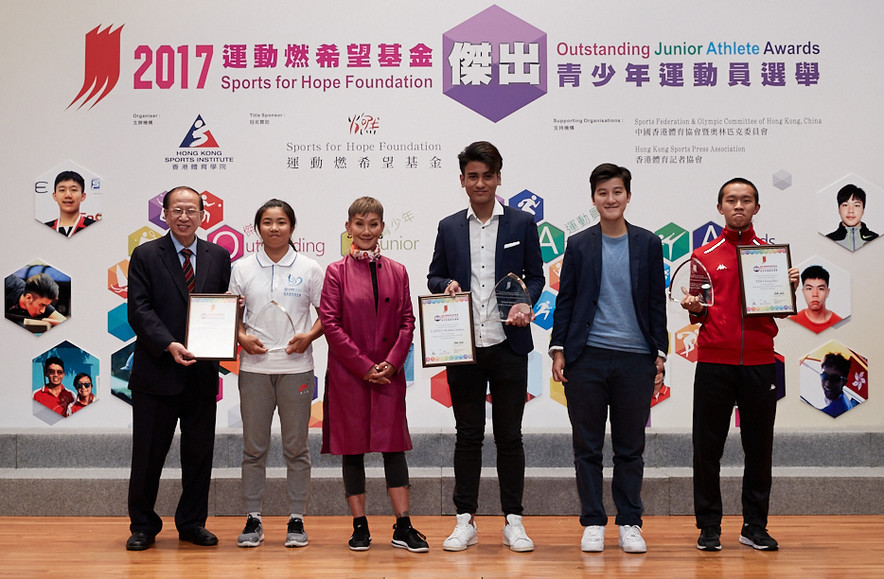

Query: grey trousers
239,370,314,514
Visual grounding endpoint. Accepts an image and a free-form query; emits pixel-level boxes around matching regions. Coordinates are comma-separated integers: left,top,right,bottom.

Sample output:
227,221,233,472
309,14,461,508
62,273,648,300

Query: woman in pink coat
319,196,428,553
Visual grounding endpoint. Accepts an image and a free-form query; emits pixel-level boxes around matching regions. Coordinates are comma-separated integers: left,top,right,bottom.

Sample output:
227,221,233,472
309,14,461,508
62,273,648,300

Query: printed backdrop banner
1,0,881,429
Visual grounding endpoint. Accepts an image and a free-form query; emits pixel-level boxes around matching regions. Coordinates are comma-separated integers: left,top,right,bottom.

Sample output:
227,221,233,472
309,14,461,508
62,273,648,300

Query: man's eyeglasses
167,208,201,217
820,372,847,383
46,369,64,375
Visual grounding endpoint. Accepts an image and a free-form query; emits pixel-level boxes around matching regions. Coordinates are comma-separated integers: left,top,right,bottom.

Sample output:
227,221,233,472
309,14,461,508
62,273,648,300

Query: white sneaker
442,513,478,551
502,514,535,552
581,525,605,552
618,525,647,553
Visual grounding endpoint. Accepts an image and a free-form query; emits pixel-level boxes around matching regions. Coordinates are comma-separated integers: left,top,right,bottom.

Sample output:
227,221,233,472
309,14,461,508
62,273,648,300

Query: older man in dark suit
125,186,231,551
550,163,667,554
428,142,544,553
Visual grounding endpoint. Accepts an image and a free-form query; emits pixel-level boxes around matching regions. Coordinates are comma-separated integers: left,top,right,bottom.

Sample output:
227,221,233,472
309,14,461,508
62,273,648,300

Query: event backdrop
2,0,881,429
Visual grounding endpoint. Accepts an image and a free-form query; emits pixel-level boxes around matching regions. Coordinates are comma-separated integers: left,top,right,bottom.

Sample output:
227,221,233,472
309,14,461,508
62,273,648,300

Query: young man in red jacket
681,178,797,552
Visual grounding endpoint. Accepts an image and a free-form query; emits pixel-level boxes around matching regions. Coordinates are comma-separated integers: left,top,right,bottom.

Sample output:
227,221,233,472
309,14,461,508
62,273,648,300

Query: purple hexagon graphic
148,190,223,231
147,191,169,230
509,189,544,223
443,5,547,122
693,221,722,251
208,224,245,262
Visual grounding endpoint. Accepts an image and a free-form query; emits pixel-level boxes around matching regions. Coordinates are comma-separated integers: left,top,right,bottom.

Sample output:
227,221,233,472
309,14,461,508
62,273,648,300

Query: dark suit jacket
550,222,667,364
127,233,231,396
427,205,544,355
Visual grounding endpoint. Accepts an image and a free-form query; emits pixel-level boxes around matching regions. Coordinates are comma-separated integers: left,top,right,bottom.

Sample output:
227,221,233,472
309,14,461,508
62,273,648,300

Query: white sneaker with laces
581,525,605,552
618,524,647,553
442,513,478,551
502,514,535,552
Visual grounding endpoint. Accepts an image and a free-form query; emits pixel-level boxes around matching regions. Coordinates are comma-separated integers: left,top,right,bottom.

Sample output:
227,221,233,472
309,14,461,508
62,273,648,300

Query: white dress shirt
467,201,506,347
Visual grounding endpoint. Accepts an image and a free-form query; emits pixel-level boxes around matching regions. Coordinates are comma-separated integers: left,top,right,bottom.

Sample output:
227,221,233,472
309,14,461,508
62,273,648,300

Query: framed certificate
418,293,476,367
736,244,797,317
185,293,241,360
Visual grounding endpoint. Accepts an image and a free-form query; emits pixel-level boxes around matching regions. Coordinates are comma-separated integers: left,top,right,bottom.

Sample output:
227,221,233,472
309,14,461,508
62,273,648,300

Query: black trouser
446,341,528,515
128,387,216,536
692,362,777,529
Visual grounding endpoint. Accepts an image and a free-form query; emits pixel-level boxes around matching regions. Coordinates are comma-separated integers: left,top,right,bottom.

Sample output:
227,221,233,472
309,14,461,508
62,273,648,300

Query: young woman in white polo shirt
228,198,324,548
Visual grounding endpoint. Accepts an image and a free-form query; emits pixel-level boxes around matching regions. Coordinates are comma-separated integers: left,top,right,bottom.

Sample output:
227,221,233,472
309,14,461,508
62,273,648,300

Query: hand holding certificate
418,293,476,367
185,293,241,360
736,244,797,316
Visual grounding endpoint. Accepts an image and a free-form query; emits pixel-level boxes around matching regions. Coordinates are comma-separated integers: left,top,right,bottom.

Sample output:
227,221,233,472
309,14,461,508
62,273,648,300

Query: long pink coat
319,255,415,455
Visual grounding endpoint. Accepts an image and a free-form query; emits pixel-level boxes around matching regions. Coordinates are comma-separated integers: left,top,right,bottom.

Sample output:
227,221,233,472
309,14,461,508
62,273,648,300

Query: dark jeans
446,341,527,516
692,362,777,529
563,347,655,527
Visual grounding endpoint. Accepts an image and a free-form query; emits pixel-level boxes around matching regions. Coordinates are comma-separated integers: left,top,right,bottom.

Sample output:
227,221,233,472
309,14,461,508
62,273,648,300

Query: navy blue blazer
550,222,667,364
127,233,231,396
427,205,545,356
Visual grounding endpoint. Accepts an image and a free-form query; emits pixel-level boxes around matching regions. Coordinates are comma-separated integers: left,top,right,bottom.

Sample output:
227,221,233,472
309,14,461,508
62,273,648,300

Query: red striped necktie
180,248,195,293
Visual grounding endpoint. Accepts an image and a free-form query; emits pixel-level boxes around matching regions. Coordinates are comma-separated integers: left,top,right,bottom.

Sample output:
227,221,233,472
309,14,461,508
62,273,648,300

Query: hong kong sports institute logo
443,5,547,122
68,25,124,110
180,115,220,148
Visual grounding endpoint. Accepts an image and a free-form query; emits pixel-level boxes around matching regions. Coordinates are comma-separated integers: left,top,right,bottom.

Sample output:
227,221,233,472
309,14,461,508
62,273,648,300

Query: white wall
2,0,881,430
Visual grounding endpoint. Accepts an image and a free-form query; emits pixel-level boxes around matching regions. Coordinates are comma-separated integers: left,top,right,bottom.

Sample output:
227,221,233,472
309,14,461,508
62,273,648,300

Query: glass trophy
249,300,296,353
493,272,533,321
668,257,714,307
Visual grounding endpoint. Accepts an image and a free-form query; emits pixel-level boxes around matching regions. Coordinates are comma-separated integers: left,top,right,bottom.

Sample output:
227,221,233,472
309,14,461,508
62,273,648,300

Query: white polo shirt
228,246,324,374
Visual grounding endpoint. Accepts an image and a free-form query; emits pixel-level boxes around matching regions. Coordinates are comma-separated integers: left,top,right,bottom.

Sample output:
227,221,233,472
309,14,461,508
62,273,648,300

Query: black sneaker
739,524,778,551
391,517,430,553
285,517,308,548
349,517,371,551
237,514,264,548
697,525,722,551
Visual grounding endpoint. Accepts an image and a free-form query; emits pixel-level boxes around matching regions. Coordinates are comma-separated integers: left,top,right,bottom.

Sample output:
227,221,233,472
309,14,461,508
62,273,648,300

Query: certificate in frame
185,293,241,360
736,244,797,317
418,292,476,367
